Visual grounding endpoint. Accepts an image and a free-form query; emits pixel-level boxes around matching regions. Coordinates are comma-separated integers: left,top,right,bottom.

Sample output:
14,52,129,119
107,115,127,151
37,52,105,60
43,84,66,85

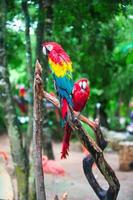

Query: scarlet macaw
42,41,73,120
42,42,74,157
61,78,90,159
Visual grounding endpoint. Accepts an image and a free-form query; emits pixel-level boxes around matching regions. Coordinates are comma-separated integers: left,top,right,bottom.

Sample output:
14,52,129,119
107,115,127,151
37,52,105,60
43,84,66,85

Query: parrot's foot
72,117,82,129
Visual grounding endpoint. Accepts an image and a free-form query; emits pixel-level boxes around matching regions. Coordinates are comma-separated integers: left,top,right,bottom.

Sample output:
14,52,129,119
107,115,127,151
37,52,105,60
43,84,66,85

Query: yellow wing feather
49,58,72,77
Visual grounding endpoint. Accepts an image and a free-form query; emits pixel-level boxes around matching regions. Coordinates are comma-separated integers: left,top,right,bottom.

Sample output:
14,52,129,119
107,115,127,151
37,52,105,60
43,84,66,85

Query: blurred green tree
50,0,133,129
0,0,54,199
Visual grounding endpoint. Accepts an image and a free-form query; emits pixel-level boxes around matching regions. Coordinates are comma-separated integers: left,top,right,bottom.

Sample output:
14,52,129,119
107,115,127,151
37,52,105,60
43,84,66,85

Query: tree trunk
33,61,46,200
36,0,54,159
0,1,29,199
36,0,45,62
22,0,34,150
21,0,35,199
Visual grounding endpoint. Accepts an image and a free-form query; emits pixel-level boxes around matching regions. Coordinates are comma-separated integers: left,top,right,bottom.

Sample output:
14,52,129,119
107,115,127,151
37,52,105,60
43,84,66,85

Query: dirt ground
0,134,133,200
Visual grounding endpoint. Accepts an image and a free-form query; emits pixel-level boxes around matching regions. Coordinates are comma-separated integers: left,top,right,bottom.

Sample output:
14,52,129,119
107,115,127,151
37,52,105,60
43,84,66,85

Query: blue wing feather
53,75,73,106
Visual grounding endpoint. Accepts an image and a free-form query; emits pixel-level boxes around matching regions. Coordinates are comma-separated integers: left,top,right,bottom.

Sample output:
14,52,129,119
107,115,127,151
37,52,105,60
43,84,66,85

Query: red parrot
61,78,90,159
42,42,75,159
19,87,26,97
42,42,73,120
14,86,28,114
72,78,90,112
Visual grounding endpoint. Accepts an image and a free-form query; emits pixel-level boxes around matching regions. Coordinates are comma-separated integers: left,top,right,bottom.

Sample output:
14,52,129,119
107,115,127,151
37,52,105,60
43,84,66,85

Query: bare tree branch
33,60,46,200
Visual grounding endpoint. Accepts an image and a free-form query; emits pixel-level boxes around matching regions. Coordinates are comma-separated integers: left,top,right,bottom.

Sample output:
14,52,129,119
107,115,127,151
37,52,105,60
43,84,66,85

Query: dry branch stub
33,61,46,200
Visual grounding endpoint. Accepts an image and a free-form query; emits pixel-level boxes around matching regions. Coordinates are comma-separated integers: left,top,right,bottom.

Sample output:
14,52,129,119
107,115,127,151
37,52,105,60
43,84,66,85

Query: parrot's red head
42,41,71,65
42,42,65,56
73,78,90,93
72,78,90,112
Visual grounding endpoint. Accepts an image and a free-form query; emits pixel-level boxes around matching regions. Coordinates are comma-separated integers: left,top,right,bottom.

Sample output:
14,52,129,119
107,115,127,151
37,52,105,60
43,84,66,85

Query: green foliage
1,0,133,131
51,0,133,129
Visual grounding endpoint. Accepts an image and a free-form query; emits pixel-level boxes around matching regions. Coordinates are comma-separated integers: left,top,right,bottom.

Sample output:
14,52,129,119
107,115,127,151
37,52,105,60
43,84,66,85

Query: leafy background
1,0,133,131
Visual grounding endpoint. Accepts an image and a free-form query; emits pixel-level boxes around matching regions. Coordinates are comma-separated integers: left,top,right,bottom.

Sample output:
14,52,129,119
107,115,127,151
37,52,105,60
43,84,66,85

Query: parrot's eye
79,82,82,88
82,81,87,89
46,44,53,51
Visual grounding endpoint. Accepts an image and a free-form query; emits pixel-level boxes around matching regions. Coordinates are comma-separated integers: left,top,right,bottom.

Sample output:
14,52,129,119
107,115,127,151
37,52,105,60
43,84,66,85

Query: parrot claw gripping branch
35,42,120,200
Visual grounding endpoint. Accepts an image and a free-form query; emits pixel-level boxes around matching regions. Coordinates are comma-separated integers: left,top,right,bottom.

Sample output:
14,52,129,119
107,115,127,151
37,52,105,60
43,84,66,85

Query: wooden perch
36,60,120,200
76,120,120,200
33,60,46,200
43,90,96,129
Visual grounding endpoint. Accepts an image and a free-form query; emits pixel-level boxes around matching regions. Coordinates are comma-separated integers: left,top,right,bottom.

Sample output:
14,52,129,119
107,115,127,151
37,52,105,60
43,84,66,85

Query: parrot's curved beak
42,46,47,55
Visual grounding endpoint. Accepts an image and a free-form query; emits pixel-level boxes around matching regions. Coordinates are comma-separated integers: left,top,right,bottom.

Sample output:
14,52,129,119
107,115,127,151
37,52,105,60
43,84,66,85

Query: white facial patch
42,46,46,55
79,81,82,88
82,81,87,89
46,44,53,51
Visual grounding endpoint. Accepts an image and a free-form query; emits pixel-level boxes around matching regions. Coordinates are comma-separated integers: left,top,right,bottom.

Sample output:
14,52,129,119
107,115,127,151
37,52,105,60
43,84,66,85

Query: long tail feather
61,122,72,159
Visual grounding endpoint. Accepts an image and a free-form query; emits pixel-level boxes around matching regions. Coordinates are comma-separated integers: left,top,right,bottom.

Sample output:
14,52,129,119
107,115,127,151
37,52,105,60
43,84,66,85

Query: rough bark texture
0,1,29,199
33,61,46,200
